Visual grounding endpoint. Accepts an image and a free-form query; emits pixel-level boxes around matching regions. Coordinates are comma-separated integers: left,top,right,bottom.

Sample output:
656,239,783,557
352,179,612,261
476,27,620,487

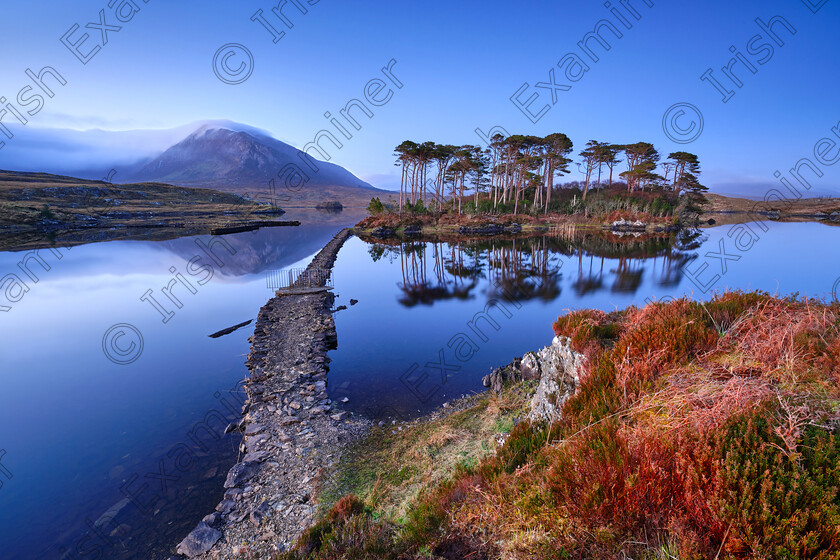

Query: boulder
242,450,270,463
372,226,396,238
243,423,265,436
250,501,271,526
176,522,222,558
216,499,236,514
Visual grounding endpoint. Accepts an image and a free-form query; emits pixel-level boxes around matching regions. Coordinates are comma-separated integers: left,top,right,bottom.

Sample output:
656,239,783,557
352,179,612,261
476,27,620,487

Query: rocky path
176,228,369,558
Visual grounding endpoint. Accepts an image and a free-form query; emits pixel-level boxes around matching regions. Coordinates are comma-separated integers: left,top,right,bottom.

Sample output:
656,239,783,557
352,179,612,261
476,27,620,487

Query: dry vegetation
265,291,840,560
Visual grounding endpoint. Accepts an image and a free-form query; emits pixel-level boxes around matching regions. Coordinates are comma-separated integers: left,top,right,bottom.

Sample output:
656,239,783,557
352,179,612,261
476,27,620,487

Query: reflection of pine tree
366,230,705,303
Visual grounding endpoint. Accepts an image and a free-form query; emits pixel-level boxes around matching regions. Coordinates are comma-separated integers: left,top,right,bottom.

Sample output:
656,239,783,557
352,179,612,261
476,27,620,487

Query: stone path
177,228,369,558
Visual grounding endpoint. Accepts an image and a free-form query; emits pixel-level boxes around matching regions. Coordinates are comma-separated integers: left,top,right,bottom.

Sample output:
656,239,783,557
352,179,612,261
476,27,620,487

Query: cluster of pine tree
390,135,708,218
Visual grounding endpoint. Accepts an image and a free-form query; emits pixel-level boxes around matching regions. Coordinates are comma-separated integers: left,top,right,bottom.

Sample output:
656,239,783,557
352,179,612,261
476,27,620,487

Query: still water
328,222,840,419
0,218,837,559
0,210,362,560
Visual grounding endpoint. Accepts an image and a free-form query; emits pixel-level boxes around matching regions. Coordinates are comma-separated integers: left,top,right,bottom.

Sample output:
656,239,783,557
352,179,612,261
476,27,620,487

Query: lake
0,217,838,558
0,209,364,560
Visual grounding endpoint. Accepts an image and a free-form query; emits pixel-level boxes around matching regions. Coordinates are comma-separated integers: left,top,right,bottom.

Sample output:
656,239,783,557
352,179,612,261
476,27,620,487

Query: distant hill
127,123,389,206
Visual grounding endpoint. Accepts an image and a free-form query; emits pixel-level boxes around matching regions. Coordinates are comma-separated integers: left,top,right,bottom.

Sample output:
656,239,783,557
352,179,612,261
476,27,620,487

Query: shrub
367,197,385,216
612,299,717,386
700,290,773,334
713,406,840,558
287,495,399,560
560,351,622,429
553,309,623,354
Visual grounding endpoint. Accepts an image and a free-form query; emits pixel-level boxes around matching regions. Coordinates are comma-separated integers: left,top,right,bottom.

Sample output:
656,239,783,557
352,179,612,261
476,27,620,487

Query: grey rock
224,462,259,488
224,488,244,500
244,423,266,436
216,499,236,514
202,512,220,526
250,501,271,526
482,364,521,394
527,336,585,424
242,450,270,463
519,351,542,380
245,433,269,452
330,412,349,421
176,522,222,558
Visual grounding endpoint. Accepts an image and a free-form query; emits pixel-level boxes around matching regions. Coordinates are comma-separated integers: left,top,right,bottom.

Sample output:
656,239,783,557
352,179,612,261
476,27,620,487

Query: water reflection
327,230,719,419
363,230,705,304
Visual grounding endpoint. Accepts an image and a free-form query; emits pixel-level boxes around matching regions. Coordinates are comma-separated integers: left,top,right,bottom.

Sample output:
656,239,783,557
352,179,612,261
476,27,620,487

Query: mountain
125,121,388,206
0,120,393,207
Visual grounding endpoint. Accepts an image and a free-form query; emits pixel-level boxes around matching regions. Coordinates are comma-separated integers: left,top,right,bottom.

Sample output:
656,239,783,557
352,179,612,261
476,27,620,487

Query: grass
317,383,535,523
260,291,840,560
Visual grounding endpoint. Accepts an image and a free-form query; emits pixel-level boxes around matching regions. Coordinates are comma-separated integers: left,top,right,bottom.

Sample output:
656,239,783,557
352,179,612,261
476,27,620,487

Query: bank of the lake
275,292,840,560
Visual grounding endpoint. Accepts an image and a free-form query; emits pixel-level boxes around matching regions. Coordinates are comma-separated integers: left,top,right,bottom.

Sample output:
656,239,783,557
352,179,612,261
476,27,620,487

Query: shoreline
268,293,840,559
352,209,840,242
176,228,370,558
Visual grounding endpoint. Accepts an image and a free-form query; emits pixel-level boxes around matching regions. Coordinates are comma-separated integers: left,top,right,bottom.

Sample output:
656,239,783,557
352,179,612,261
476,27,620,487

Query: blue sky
1,0,839,196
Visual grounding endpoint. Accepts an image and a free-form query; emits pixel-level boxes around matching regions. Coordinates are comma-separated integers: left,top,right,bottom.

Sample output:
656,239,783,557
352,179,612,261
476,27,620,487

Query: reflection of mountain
159,210,365,277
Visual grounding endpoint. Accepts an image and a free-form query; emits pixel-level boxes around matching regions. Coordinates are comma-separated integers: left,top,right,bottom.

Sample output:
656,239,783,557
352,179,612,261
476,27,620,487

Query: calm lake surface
328,221,840,418
0,210,363,560
0,216,838,559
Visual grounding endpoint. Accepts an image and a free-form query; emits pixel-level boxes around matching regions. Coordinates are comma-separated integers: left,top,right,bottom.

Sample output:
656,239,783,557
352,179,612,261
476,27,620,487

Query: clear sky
1,0,839,196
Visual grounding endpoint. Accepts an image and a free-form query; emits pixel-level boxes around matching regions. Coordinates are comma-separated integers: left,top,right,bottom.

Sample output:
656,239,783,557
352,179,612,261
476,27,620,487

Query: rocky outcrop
527,336,585,424
482,336,585,424
609,218,646,232
481,358,522,393
371,226,396,238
